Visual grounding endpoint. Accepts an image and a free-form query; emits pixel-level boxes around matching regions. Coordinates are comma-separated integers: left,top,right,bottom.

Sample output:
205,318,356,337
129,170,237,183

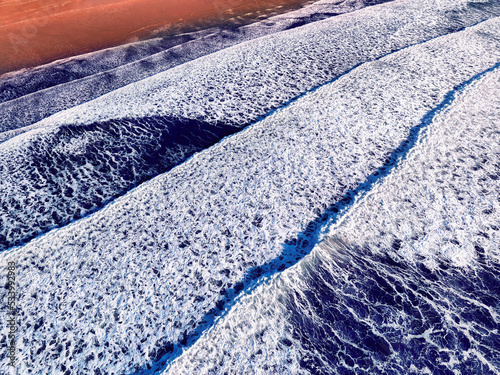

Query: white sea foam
167,62,500,375
0,0,393,135
5,0,500,130
329,65,500,267
1,11,499,373
1,0,499,252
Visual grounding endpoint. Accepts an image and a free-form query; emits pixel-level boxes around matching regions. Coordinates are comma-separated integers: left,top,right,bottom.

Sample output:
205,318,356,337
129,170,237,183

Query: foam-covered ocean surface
1,0,499,250
0,0,390,137
168,63,500,375
0,0,499,374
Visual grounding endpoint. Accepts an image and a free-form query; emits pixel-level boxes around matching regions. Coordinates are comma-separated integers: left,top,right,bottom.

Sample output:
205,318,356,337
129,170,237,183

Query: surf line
322,60,500,238
136,54,500,375
169,62,500,375
124,38,500,375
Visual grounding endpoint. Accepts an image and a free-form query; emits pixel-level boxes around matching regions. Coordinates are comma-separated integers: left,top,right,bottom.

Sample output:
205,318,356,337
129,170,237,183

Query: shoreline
0,0,312,76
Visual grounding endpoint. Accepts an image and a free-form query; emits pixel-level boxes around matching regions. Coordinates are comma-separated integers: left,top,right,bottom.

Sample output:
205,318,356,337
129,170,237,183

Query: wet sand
0,0,310,75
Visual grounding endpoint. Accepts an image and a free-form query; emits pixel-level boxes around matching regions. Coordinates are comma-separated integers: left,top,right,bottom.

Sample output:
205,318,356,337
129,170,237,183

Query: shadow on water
0,115,238,251
128,60,500,374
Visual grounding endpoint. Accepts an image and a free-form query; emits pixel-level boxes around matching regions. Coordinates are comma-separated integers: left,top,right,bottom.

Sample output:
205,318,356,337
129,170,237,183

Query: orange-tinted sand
0,0,307,75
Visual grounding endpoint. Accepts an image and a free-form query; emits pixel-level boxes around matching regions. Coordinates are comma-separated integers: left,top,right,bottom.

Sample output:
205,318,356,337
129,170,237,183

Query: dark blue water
283,237,500,374
0,115,237,250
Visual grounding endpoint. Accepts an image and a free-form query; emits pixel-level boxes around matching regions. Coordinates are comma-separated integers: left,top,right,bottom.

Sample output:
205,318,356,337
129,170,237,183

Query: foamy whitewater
0,0,499,374
0,0,391,136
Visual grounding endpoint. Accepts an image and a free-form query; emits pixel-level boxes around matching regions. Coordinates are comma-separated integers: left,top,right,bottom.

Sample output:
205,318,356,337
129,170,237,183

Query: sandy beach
0,0,309,74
